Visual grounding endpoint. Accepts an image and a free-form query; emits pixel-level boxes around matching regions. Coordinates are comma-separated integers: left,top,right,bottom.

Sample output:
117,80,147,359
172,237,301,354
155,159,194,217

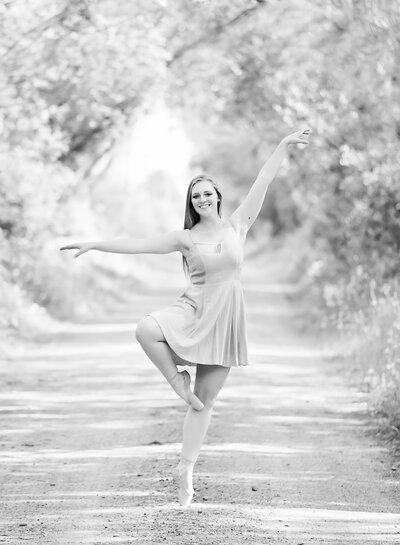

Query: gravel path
0,254,399,544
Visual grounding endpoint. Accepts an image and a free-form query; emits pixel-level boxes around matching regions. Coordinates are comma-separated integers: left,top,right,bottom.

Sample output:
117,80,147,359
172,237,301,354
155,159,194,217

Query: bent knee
203,398,217,411
195,393,218,410
135,316,162,344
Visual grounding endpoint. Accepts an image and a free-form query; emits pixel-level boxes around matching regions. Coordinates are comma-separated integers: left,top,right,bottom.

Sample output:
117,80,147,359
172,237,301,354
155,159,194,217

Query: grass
318,273,400,443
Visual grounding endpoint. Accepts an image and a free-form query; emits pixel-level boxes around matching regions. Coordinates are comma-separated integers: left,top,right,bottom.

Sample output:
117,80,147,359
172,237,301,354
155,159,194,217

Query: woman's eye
192,193,212,198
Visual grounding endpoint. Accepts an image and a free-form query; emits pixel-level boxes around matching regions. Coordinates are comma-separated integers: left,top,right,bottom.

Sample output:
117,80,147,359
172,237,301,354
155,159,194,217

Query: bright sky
126,100,194,188
92,99,196,285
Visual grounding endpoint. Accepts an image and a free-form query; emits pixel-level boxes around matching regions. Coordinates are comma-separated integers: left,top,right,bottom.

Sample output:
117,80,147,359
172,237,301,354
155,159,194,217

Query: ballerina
60,127,311,507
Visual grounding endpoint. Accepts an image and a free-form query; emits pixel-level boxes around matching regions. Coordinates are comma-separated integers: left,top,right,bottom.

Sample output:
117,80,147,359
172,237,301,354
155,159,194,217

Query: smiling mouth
199,204,210,209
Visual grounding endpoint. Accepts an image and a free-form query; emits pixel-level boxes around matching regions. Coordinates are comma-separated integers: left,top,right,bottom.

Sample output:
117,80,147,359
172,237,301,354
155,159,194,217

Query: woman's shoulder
226,216,250,239
172,229,192,255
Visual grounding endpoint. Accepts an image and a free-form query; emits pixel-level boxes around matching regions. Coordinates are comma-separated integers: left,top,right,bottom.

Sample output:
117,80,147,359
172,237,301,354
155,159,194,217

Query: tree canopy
1,0,400,321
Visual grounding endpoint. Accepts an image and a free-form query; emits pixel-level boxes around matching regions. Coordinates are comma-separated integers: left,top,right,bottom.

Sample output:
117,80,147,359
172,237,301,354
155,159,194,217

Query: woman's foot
175,458,195,507
169,371,204,411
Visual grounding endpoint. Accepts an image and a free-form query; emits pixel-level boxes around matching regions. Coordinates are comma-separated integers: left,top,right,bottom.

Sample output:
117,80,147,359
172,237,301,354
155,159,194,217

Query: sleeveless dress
145,219,249,367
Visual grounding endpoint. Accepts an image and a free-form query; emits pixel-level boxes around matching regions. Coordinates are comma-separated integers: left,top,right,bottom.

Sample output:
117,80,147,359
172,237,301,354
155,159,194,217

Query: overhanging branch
167,3,266,67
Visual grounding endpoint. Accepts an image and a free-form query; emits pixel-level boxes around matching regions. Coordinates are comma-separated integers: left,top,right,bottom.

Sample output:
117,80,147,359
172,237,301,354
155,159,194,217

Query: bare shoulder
227,213,244,230
227,214,250,238
170,229,191,254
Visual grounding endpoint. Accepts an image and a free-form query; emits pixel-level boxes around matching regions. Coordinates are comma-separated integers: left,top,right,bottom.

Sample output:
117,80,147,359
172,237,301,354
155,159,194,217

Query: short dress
145,218,249,367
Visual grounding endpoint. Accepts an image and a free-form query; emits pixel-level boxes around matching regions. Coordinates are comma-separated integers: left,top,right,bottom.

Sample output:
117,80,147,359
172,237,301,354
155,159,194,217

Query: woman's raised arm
60,230,188,259
229,128,311,231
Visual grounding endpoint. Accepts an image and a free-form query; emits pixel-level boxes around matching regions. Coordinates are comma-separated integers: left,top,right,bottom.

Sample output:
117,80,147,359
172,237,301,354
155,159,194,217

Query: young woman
60,128,311,507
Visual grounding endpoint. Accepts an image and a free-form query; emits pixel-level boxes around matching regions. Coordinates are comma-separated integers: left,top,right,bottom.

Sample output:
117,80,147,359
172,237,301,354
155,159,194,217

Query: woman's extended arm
229,128,311,230
60,230,188,259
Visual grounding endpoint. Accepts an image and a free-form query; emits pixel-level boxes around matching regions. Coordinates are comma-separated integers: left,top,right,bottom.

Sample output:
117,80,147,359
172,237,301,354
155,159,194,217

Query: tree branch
167,3,266,67
59,96,139,166
1,8,69,61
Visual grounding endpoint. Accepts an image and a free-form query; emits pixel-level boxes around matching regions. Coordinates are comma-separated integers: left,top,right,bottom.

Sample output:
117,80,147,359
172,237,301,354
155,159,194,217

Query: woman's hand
281,128,312,146
59,242,93,259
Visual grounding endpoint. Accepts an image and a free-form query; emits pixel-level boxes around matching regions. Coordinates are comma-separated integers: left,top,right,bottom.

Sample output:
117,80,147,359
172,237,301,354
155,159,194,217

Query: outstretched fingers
59,244,79,250
297,128,312,144
59,244,87,258
283,128,312,146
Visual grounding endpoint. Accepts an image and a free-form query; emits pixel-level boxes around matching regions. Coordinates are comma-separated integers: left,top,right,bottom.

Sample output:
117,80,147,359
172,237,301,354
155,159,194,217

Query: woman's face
191,181,219,217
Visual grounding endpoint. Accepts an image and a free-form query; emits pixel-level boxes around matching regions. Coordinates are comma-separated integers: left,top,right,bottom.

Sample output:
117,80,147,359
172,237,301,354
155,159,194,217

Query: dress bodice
147,218,249,368
184,221,245,286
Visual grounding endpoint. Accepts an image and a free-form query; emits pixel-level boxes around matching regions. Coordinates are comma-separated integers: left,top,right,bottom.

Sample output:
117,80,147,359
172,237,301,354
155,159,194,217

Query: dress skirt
145,219,249,368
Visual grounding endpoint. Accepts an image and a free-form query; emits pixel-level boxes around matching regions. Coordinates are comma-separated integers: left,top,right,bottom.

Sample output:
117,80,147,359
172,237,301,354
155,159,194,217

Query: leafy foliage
1,0,400,432
2,0,400,332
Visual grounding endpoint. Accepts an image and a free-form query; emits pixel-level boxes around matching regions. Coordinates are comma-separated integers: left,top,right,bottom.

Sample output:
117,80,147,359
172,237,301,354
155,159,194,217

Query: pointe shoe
175,460,194,508
169,370,204,411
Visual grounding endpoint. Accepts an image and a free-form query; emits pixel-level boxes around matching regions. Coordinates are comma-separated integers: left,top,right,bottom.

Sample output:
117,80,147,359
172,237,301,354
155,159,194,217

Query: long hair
182,174,223,276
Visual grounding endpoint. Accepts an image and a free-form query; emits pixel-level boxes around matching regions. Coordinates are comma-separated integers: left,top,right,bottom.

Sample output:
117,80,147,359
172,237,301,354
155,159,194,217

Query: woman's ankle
179,456,195,467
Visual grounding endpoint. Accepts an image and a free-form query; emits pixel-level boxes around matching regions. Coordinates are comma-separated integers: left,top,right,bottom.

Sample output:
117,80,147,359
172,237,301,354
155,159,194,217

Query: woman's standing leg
177,364,231,506
135,316,204,410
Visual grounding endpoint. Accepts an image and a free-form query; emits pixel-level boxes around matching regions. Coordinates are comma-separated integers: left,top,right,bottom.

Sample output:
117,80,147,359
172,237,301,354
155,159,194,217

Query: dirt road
0,253,399,544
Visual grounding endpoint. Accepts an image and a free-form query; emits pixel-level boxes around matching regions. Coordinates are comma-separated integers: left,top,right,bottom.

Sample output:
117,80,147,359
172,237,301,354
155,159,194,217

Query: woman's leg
177,364,230,506
136,316,178,382
182,364,230,461
135,316,203,410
